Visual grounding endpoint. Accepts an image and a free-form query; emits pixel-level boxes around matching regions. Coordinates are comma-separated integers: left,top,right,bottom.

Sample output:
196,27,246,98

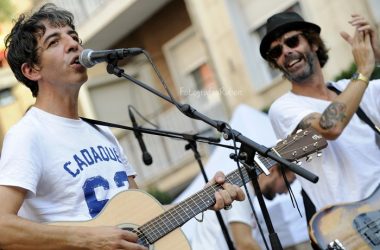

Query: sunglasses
267,33,303,59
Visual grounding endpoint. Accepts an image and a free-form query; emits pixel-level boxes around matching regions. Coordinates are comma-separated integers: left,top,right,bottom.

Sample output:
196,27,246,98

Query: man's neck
290,70,334,101
34,85,81,120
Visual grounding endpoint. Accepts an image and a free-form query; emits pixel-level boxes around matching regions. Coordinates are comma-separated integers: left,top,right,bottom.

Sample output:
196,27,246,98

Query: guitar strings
140,184,226,242
137,170,248,243
131,228,150,247
334,215,380,249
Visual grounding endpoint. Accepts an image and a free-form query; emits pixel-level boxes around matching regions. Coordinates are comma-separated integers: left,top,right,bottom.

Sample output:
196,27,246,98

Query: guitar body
49,189,191,250
309,185,380,250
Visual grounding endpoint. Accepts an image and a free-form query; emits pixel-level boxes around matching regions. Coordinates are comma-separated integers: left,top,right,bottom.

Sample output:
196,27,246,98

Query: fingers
122,230,139,243
349,14,380,61
212,189,229,210
213,171,226,184
351,27,375,75
122,231,149,250
90,227,148,250
122,241,149,250
348,14,373,32
233,184,246,201
340,31,353,45
208,171,246,210
354,27,364,43
349,14,368,26
212,183,245,210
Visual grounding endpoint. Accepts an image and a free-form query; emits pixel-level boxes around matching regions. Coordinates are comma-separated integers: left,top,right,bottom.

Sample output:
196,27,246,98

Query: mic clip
107,62,124,77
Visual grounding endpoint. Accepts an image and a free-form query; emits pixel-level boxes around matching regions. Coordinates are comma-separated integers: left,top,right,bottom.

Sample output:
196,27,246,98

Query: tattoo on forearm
319,102,347,130
296,114,317,130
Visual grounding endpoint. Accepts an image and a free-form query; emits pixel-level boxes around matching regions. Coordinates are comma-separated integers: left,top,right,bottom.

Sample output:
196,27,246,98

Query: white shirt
269,79,380,211
0,107,136,222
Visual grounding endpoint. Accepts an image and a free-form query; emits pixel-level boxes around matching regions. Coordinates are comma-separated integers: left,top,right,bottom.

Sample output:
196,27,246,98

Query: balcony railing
43,0,110,27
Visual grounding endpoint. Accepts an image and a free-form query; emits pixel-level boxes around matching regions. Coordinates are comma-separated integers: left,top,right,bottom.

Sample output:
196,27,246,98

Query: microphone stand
237,143,283,249
104,56,319,250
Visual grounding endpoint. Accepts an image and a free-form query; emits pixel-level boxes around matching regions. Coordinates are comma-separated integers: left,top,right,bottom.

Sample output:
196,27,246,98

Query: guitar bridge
353,210,380,249
327,239,346,250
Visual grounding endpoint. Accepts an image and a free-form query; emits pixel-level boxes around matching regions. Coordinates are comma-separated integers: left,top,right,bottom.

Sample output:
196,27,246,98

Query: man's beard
262,186,276,200
279,49,318,84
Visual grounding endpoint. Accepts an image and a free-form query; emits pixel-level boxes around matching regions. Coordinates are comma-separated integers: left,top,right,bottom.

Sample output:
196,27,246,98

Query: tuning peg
295,160,302,166
277,139,288,145
296,129,302,133
306,156,313,162
317,151,323,157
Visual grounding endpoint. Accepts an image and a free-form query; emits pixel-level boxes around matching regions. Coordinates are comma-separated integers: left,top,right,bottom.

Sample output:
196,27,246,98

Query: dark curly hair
266,28,329,70
4,3,76,97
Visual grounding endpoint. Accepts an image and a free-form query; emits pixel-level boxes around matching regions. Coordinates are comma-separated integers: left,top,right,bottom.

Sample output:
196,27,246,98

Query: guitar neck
137,127,327,244
138,162,267,244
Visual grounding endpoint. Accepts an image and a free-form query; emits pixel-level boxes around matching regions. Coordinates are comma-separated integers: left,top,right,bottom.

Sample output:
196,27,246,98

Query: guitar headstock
274,127,328,162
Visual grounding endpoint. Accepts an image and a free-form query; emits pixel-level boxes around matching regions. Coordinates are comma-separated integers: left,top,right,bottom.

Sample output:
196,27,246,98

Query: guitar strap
328,85,380,135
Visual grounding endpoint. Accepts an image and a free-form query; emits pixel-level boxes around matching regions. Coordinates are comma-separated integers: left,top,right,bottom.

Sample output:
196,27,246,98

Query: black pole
238,142,283,250
185,140,235,250
250,170,283,250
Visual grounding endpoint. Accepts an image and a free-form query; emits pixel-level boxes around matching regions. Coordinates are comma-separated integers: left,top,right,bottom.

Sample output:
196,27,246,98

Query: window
0,88,15,106
163,27,227,122
185,62,220,107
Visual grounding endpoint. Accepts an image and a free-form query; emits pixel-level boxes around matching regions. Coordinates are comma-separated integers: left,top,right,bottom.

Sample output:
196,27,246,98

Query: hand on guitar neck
205,171,246,211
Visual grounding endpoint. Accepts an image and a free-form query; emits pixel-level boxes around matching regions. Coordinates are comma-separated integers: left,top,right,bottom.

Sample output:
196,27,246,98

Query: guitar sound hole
118,223,153,250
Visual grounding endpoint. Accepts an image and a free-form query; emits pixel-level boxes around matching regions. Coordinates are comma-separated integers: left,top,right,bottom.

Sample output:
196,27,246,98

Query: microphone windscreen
79,49,94,68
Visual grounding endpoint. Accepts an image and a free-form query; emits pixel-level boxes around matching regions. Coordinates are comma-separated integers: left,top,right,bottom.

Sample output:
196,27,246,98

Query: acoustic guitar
310,185,380,250
49,127,327,249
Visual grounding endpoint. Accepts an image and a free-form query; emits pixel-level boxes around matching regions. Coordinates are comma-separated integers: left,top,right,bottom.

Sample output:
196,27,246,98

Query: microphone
129,109,153,165
79,48,143,68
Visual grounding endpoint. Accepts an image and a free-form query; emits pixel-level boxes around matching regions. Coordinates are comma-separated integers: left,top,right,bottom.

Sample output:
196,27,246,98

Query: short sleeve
269,93,317,139
0,124,43,197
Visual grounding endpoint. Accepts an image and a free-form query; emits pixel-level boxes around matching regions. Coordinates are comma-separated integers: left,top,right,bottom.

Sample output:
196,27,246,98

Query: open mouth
71,56,80,65
288,58,301,68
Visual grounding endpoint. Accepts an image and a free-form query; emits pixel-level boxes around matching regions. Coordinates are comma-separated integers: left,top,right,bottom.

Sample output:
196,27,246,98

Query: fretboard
137,154,277,244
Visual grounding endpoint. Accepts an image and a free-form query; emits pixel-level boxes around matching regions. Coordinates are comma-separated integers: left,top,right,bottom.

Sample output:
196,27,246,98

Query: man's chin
263,193,275,200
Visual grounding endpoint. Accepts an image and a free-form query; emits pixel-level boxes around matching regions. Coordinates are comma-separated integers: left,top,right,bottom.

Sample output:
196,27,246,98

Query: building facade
0,0,379,195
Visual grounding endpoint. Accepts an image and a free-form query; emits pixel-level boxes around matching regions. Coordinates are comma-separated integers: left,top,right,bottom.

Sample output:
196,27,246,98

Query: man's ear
312,43,318,52
21,63,41,82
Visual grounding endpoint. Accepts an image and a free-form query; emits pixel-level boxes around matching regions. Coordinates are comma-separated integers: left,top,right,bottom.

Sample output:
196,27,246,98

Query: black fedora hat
260,12,320,59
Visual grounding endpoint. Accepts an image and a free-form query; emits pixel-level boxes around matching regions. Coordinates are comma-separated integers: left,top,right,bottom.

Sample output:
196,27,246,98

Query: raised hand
340,14,380,63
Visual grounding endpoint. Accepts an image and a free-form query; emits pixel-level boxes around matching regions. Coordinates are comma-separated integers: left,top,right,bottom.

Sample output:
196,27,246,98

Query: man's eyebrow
43,30,79,45
43,32,59,45
68,30,78,37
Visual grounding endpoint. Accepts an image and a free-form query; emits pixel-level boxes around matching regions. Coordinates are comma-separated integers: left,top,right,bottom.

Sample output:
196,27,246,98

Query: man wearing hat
264,11,380,218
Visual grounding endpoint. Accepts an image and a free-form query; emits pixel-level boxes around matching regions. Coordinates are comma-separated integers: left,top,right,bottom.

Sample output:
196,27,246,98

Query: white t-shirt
269,79,380,211
0,107,136,223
